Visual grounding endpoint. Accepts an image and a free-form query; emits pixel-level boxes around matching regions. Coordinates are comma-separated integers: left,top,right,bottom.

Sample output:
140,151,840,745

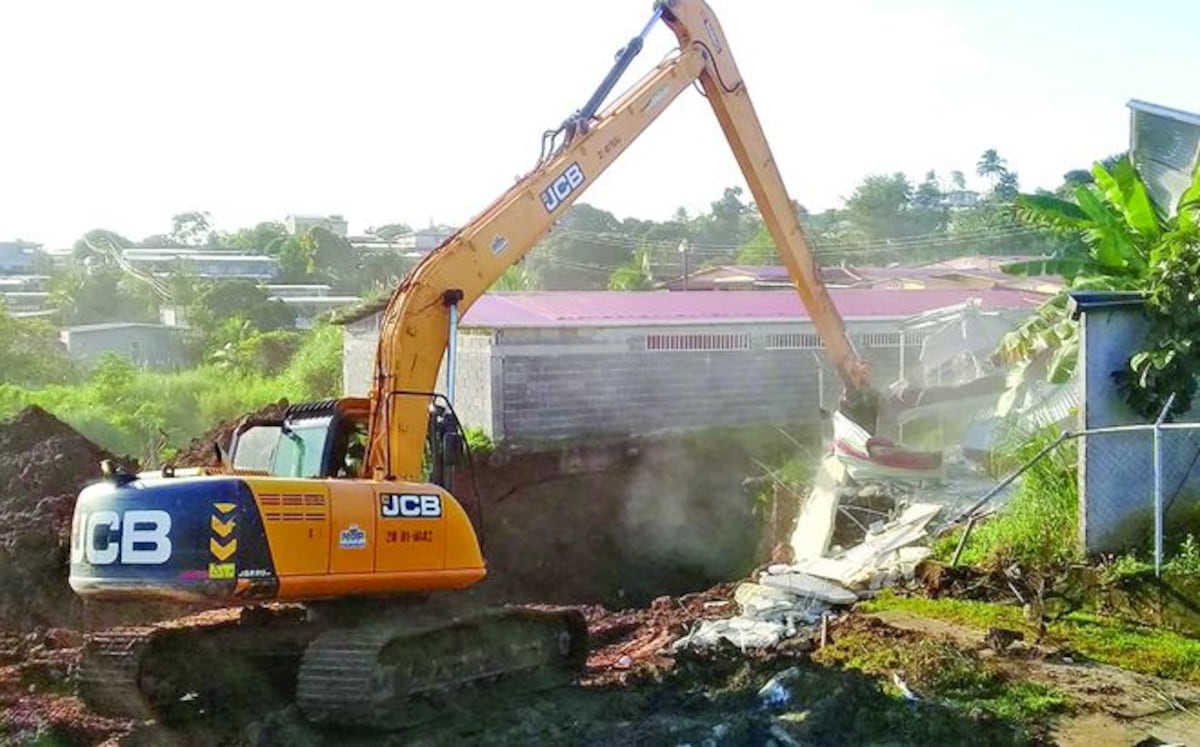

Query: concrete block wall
343,313,927,448
1076,295,1200,553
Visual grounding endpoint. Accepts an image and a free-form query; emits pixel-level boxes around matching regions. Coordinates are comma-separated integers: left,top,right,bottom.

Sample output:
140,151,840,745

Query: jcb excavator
68,0,929,728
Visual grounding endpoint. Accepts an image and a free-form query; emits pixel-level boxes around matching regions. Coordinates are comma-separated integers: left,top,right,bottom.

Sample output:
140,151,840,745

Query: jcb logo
380,494,442,519
540,163,585,213
70,510,173,565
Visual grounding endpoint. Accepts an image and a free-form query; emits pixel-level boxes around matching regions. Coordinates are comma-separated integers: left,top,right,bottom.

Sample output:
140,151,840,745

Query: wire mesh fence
946,399,1200,575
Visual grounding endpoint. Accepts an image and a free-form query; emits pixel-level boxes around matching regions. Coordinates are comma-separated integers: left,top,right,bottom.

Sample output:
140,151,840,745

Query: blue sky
1,0,1196,248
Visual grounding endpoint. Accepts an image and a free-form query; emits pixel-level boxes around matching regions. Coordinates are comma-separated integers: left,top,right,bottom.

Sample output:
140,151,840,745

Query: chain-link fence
947,396,1200,575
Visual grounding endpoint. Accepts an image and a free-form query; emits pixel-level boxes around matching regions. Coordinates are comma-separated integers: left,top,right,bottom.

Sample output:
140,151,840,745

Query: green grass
813,625,1068,734
934,426,1081,570
0,325,343,461
863,591,1200,684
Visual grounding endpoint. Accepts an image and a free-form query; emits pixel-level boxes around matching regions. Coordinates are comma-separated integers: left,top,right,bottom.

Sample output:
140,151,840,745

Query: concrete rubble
674,456,943,653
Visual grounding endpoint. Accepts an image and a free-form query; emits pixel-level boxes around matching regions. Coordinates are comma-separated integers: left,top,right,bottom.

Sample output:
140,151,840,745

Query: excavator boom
366,0,876,482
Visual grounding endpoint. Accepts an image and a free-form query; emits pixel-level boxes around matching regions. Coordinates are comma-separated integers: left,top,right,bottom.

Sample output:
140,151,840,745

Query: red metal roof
461,289,1046,328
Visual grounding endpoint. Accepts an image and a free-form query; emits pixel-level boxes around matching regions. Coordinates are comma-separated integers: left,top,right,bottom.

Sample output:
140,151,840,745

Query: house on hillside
340,289,1045,448
0,241,42,273
662,258,1062,295
285,214,349,237
122,248,279,281
60,323,189,370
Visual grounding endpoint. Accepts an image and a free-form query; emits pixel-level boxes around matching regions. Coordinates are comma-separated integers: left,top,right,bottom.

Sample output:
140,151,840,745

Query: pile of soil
171,399,289,468
0,406,128,633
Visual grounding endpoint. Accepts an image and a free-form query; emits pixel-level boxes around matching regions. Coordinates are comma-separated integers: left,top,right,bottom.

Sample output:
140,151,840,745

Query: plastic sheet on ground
671,617,792,651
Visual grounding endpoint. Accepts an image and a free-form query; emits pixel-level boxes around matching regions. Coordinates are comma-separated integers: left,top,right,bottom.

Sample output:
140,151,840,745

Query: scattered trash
614,655,633,670
757,667,800,708
892,673,919,701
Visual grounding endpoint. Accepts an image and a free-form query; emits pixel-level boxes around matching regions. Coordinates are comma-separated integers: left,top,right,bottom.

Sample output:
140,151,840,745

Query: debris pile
673,456,941,653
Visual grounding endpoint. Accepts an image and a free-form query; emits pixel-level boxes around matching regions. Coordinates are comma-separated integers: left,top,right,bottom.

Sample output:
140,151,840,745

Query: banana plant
995,155,1200,418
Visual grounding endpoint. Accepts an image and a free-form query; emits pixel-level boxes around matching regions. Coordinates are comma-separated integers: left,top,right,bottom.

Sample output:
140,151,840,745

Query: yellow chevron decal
211,516,236,538
214,502,236,514
210,537,237,561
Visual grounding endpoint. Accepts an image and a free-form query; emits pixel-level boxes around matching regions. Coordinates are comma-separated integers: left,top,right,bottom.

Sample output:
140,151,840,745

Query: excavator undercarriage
79,601,587,730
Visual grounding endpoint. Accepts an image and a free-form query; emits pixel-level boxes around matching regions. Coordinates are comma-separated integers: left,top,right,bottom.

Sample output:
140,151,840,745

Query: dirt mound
0,407,132,632
172,399,289,468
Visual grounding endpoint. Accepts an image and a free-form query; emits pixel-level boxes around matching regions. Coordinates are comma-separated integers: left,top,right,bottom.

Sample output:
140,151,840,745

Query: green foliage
0,325,342,462
0,305,75,387
862,591,1200,684
464,426,494,456
607,243,656,290
49,264,162,325
937,426,1080,570
187,280,297,355
494,263,541,291
995,155,1195,415
814,623,1068,732
734,225,776,265
278,323,342,401
1115,190,1200,418
221,221,289,254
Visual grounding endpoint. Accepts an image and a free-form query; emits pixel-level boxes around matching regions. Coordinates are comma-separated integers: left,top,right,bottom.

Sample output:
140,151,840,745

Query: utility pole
678,239,690,290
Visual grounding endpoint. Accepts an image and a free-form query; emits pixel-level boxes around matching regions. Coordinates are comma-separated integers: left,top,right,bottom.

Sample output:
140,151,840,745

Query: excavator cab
225,396,464,488
226,398,372,479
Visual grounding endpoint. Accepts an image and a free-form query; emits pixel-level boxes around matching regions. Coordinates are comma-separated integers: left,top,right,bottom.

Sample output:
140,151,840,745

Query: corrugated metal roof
455,289,1044,328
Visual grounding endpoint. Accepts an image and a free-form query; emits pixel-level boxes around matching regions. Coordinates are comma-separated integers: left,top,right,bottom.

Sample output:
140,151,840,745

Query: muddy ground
2,407,1199,746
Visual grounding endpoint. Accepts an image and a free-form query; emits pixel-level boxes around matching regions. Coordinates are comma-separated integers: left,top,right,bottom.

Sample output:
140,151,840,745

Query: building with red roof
343,288,1046,447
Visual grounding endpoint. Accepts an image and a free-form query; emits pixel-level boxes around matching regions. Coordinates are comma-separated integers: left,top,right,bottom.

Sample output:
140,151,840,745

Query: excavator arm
366,0,874,481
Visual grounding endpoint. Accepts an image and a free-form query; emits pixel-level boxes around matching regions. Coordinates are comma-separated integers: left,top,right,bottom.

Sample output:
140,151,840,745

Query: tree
950,170,968,191
607,243,656,290
734,226,776,265
527,204,633,290
170,211,213,247
994,170,1020,201
0,304,75,386
72,229,132,260
976,149,1009,188
223,222,289,254
913,170,944,209
49,265,161,324
187,280,297,354
494,262,541,291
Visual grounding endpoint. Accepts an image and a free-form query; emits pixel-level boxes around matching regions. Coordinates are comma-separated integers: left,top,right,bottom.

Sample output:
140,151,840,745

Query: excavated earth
3,407,1196,746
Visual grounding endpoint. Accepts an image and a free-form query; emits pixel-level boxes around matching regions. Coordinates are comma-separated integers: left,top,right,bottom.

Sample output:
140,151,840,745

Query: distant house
341,288,1044,447
1128,99,1200,212
285,214,349,237
121,248,278,281
940,190,981,210
0,241,42,273
662,258,1062,295
60,323,189,370
349,227,455,256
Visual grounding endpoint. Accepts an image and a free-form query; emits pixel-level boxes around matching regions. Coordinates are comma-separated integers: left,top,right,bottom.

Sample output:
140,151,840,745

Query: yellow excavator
68,0,924,728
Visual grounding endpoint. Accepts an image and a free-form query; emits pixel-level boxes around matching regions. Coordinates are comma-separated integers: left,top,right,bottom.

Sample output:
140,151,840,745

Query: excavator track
297,606,588,731
77,627,158,720
78,607,318,724
77,604,587,732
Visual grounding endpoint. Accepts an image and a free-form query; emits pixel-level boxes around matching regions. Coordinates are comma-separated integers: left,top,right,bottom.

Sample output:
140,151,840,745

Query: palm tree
976,149,1009,188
